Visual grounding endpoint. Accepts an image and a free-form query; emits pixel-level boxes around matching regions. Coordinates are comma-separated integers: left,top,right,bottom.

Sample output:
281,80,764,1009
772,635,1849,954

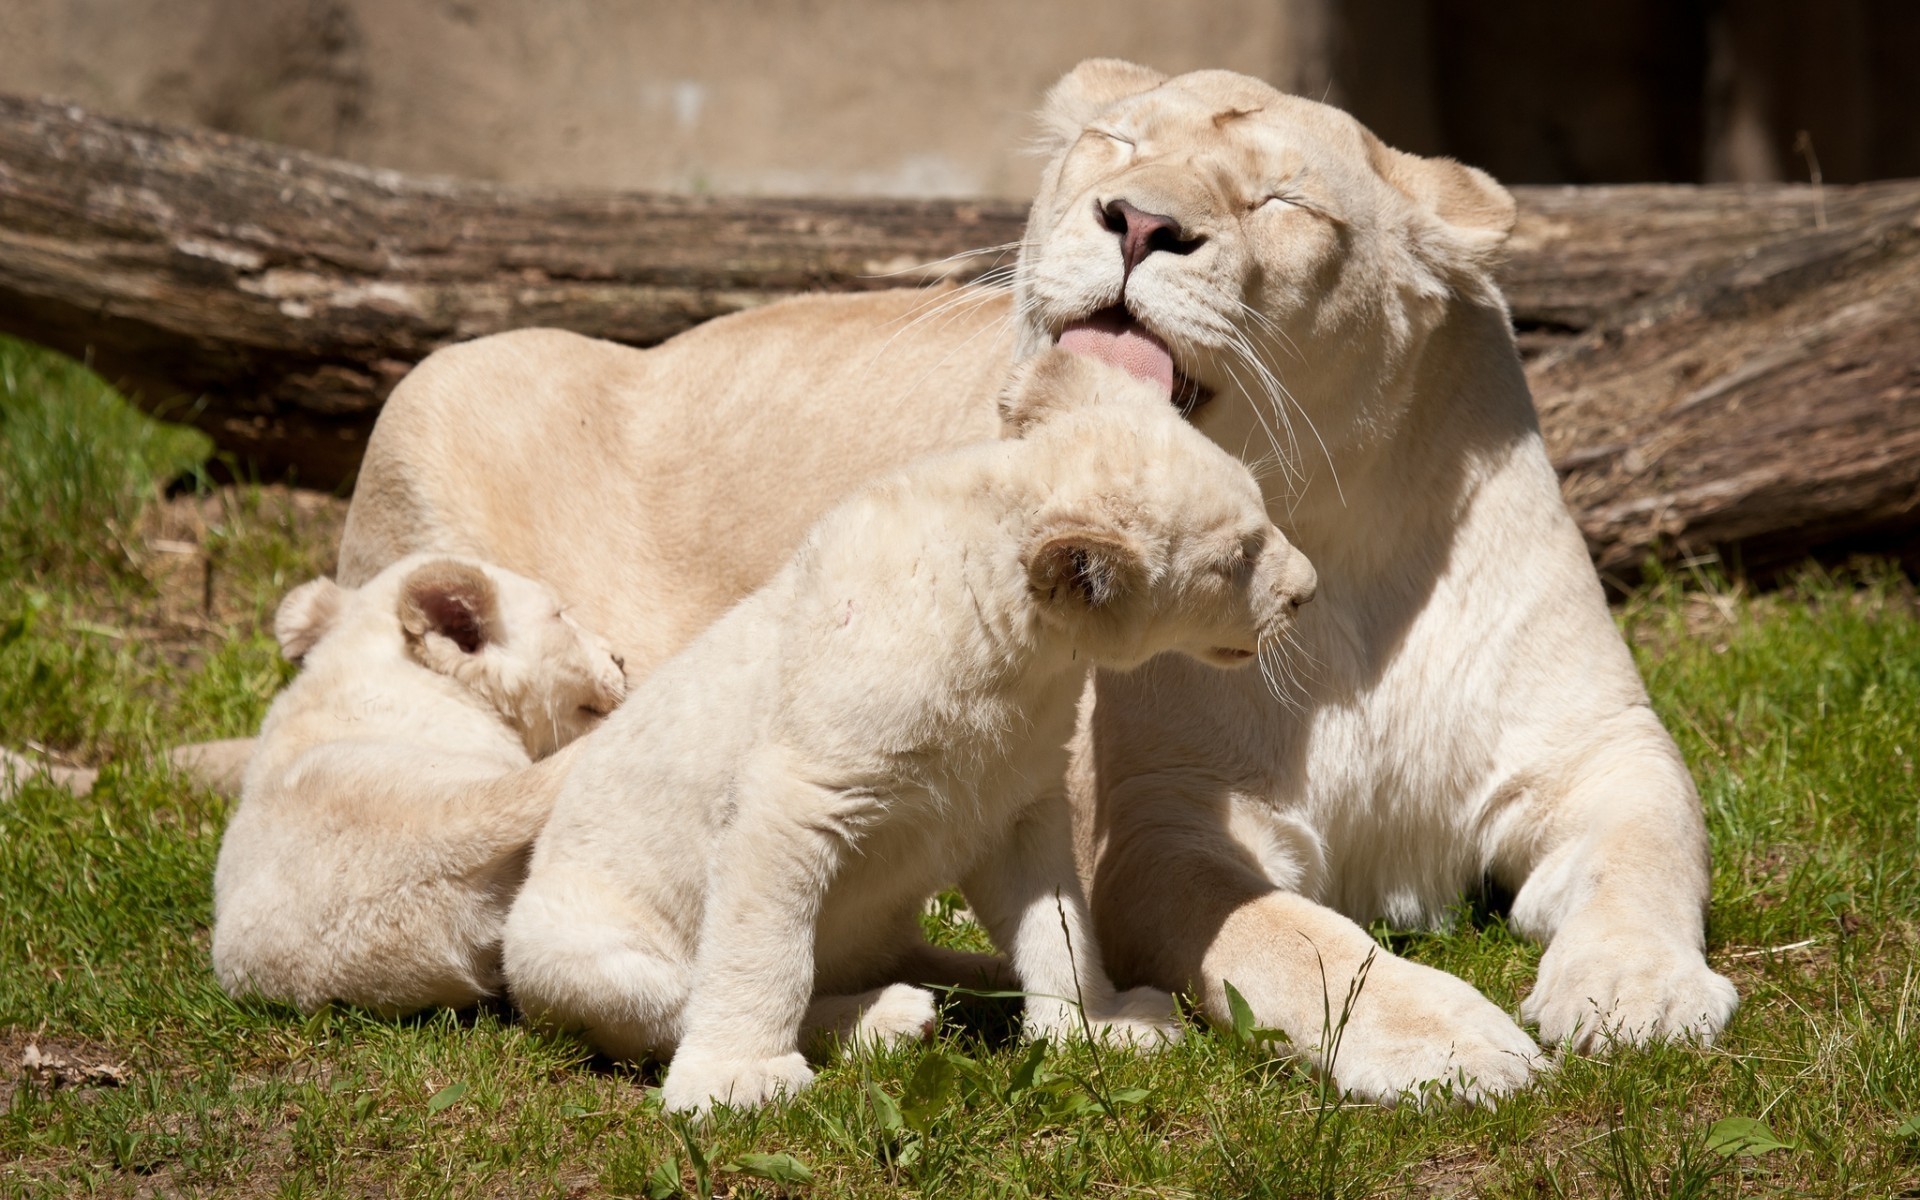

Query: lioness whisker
859,240,1026,282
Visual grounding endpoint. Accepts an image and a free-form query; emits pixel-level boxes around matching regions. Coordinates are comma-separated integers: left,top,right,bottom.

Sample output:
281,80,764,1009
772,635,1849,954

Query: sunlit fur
503,354,1315,1115
211,554,625,1015
330,63,1735,1102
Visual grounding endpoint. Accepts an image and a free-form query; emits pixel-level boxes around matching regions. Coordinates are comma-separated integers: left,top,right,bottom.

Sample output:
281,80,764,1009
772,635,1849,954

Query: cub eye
578,704,608,718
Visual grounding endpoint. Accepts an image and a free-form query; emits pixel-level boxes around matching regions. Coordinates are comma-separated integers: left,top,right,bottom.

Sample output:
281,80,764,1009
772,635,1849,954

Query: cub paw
851,984,940,1049
1523,937,1739,1053
1088,986,1184,1051
1027,986,1183,1051
1305,956,1545,1108
660,1050,814,1116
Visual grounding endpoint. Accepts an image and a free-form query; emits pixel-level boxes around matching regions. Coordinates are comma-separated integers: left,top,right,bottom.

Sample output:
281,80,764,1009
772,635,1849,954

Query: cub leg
803,984,940,1051
890,942,1016,991
502,877,690,1063
1089,776,1545,1107
1493,712,1739,1051
660,757,864,1116
961,793,1180,1050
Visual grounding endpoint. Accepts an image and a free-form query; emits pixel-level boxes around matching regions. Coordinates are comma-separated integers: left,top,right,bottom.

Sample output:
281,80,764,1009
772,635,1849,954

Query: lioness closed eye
211,554,626,1015
502,349,1316,1115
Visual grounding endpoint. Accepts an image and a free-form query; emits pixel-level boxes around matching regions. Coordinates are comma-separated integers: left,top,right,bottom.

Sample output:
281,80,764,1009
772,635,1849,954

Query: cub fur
503,351,1316,1114
211,554,626,1015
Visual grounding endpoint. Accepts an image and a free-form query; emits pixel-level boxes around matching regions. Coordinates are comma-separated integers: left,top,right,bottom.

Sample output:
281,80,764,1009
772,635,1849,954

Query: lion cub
504,350,1318,1114
212,554,627,1015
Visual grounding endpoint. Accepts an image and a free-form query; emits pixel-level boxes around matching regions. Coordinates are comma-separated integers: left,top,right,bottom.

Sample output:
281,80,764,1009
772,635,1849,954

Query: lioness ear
1026,526,1144,610
1036,58,1167,152
398,560,499,655
274,577,344,663
1364,131,1516,252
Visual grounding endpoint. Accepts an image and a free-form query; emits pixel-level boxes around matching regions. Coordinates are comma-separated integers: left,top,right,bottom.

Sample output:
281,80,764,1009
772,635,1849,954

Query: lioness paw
1314,958,1545,1108
1523,938,1738,1053
660,1050,814,1116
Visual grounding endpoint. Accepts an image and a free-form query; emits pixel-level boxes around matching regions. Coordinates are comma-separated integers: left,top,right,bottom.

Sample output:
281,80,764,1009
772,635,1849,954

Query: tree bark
1,95,1916,578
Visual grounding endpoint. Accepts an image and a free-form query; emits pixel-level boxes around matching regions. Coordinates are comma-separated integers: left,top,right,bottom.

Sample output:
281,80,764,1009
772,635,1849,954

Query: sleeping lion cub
504,350,1317,1114
212,554,627,1015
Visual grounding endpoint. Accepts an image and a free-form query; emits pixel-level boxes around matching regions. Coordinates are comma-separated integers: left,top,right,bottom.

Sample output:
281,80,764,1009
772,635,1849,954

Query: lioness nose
1100,199,1204,282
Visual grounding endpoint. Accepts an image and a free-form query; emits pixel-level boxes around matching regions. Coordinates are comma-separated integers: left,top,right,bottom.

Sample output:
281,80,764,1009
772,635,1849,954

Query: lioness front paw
660,1050,814,1116
851,983,940,1049
1309,957,1545,1108
1027,986,1183,1051
1523,936,1739,1053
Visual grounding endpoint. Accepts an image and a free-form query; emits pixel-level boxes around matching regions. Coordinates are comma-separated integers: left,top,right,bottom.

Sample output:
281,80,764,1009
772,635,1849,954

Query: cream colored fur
211,554,626,1015
504,353,1317,1114
333,62,1736,1102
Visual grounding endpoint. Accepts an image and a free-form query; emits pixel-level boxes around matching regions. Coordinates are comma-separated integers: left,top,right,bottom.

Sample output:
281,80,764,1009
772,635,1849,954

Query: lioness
335,61,1735,1101
212,554,626,1014
507,350,1315,1113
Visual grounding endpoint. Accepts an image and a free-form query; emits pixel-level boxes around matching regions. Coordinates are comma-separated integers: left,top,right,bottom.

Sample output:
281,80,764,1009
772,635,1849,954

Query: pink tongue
1057,309,1175,397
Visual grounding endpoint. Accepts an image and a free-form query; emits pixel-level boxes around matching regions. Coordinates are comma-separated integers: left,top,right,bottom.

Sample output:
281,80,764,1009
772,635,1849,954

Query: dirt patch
0,1029,133,1113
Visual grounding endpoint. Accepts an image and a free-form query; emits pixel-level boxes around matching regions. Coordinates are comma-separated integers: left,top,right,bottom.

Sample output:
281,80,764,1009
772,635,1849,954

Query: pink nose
1100,199,1204,282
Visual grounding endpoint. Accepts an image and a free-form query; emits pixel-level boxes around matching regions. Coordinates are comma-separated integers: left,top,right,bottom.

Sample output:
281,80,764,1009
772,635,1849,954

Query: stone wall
2,0,1913,196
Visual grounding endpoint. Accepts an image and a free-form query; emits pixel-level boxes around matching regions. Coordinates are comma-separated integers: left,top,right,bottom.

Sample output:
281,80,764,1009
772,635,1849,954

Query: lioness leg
1089,777,1544,1106
1494,710,1739,1050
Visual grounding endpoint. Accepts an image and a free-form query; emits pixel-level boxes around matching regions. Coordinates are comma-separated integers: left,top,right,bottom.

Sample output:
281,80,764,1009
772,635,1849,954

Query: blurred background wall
3,0,1915,197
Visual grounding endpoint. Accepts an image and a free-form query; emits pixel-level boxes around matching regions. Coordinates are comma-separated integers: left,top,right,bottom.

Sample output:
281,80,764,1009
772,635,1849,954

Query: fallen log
1537,187,1920,577
1,94,1916,577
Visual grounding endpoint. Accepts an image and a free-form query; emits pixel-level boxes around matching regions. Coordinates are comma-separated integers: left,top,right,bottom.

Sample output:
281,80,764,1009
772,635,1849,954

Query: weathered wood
1505,180,1920,353
1534,186,1920,578
1,94,1917,577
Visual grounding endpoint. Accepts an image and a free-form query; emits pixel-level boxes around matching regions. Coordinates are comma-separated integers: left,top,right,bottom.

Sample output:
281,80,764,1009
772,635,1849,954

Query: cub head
1014,59,1516,472
1005,349,1317,675
274,556,627,758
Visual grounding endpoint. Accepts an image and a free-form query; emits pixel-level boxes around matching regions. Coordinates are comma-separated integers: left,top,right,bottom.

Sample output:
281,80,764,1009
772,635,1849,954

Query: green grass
3,336,1917,1197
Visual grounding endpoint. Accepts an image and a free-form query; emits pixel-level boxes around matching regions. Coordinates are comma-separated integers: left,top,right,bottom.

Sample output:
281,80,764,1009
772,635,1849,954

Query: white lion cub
212,554,627,1015
504,350,1318,1114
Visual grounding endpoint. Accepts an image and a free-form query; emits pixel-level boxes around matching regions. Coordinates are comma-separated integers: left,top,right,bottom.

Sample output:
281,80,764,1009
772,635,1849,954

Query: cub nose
1283,553,1318,610
1100,198,1205,282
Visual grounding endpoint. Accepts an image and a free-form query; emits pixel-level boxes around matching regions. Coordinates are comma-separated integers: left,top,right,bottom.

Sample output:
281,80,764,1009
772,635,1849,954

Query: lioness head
1005,348,1316,674
1014,59,1516,483
276,556,628,758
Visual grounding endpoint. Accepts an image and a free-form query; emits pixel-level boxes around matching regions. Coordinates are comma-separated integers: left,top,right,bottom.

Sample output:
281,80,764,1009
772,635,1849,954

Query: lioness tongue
1057,308,1175,397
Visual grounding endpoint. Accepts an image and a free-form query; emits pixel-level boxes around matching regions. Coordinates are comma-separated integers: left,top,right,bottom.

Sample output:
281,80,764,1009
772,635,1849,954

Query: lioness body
337,62,1734,1101
506,354,1311,1112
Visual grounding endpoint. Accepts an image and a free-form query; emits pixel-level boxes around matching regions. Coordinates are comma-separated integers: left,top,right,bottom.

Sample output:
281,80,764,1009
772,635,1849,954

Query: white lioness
212,554,627,1015
505,350,1318,1114
335,61,1736,1101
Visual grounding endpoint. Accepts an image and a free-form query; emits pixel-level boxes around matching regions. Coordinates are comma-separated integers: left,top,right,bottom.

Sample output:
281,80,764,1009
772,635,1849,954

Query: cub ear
1001,349,1097,435
999,348,1158,436
1036,58,1167,152
1364,131,1516,253
274,577,345,663
397,560,499,655
1025,525,1145,610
